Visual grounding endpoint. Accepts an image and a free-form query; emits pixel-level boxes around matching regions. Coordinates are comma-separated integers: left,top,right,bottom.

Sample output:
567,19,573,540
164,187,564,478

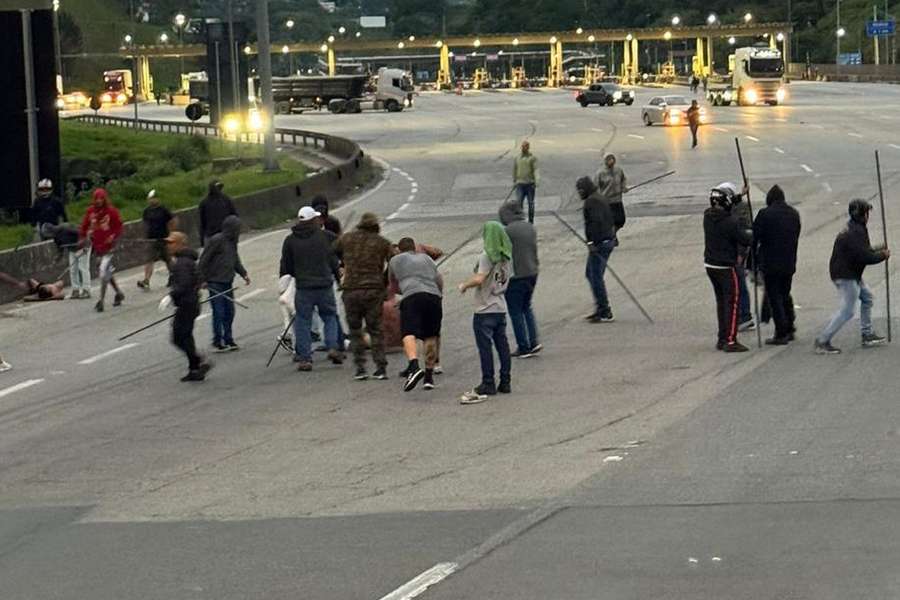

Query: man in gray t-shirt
472,253,511,314
389,238,444,392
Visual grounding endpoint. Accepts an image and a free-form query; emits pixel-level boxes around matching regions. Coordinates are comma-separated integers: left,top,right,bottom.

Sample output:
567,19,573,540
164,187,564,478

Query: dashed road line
627,134,645,140
822,182,833,193
407,194,415,202
714,127,729,133
745,135,760,142
848,132,863,138
591,128,604,133
399,203,410,211
78,343,140,365
801,164,814,173
0,379,45,400
890,144,900,150
377,563,458,600
386,211,400,221
774,147,785,154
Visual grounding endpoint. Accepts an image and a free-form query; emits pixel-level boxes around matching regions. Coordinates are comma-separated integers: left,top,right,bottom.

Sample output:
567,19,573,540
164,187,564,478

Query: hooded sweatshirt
312,198,342,237
752,186,801,274
280,220,339,289
334,214,393,290
198,215,247,283
578,177,616,246
829,219,887,281
499,202,538,279
79,190,123,256
169,248,201,309
704,205,753,268
198,182,237,244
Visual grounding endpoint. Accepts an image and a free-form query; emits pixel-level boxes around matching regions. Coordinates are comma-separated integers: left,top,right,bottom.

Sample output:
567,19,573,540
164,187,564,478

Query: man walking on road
280,207,343,371
704,184,753,352
138,190,175,290
499,202,542,356
198,181,237,246
389,237,444,392
335,213,394,381
814,200,890,355
596,154,627,232
753,185,801,345
166,232,212,382
459,222,513,404
199,215,250,352
579,176,617,323
687,100,702,148
80,189,124,313
513,141,539,223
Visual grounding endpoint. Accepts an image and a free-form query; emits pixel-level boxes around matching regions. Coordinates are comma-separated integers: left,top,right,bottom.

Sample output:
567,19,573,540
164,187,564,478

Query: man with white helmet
30,179,67,241
716,181,755,331
704,183,752,352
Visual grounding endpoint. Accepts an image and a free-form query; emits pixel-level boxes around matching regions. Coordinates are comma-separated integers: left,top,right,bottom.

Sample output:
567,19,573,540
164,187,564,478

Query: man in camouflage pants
334,213,395,381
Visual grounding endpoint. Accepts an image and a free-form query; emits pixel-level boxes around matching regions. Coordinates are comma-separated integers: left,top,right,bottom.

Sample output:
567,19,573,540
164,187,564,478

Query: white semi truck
706,47,787,106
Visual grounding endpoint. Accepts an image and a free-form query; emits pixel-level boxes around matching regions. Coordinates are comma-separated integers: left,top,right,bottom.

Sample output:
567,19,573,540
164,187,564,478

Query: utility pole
875,5,880,66
227,0,240,114
21,8,39,205
256,0,278,171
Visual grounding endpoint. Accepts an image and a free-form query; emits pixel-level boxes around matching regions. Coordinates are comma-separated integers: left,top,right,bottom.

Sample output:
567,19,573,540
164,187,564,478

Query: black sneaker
404,367,425,392
498,381,511,394
814,340,841,355
765,336,790,346
529,343,544,355
584,312,600,322
511,349,534,359
137,279,149,290
181,370,206,382
398,365,411,378
716,340,726,351
598,311,615,323
724,341,750,353
198,361,213,376
372,367,389,380
212,343,228,353
862,333,887,347
738,318,756,332
423,372,435,390
354,368,369,381
226,342,240,352
327,350,344,365
113,292,125,307
94,300,104,313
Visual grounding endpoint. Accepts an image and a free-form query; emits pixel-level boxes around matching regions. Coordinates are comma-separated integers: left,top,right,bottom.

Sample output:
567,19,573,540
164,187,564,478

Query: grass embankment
0,121,306,250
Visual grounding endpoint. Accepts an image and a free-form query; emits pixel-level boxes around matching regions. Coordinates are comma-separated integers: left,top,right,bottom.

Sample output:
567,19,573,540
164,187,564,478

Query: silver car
641,95,705,126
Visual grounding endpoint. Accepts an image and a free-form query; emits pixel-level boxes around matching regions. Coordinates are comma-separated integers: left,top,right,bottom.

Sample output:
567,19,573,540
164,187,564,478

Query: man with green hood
458,221,513,404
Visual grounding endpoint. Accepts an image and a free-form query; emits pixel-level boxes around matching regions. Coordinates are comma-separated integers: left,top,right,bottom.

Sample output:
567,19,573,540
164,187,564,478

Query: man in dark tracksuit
198,181,237,245
704,185,753,352
579,176,617,323
753,185,801,345
167,232,211,382
199,215,250,352
814,199,890,354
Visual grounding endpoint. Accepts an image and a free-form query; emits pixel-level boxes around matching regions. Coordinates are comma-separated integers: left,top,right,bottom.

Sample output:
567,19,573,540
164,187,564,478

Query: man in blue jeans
280,206,344,371
198,215,250,352
499,202,541,357
513,141,539,224
577,176,617,323
459,222,513,405
815,199,890,355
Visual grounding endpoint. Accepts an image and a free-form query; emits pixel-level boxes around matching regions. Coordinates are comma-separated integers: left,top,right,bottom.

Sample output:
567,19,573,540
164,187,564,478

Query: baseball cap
297,206,321,222
37,178,53,189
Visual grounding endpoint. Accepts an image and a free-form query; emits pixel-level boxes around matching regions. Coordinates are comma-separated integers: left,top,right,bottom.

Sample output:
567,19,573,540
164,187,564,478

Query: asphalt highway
3,82,900,599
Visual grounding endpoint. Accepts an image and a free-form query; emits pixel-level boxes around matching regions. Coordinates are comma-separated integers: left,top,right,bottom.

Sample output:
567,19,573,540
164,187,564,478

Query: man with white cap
31,179,67,241
138,189,175,290
279,206,344,371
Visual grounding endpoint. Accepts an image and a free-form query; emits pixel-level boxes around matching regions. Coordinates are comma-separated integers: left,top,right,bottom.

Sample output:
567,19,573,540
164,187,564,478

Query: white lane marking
407,194,415,202
587,148,606,152
0,379,45,399
890,144,900,150
386,212,400,221
775,118,787,123
822,182,833,193
774,147,785,154
78,343,139,365
392,167,402,173
809,124,825,129
378,563,458,600
848,132,863,138
714,127,729,132
745,135,760,142
801,164,814,173
399,203,410,211
603,455,624,463
591,127,604,133
627,134,645,140
236,288,266,302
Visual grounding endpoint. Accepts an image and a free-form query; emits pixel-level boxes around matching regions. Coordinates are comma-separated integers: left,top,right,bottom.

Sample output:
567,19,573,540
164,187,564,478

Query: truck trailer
706,47,787,107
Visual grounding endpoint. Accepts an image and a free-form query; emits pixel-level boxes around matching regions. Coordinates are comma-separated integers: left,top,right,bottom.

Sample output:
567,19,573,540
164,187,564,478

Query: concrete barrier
0,122,375,305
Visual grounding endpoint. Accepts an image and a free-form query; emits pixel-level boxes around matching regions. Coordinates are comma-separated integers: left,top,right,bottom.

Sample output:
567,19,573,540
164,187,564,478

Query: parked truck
101,69,133,105
706,47,787,106
251,67,414,114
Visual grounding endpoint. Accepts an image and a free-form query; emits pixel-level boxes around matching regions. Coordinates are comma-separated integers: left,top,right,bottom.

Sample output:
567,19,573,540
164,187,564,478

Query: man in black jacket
199,215,250,352
753,185,801,345
814,199,890,354
31,179,67,241
166,232,212,382
704,184,753,352
579,176,616,323
280,206,343,371
198,181,237,245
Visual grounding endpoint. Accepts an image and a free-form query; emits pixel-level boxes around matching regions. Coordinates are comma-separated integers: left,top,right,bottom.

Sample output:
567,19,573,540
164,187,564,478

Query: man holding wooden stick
166,232,212,382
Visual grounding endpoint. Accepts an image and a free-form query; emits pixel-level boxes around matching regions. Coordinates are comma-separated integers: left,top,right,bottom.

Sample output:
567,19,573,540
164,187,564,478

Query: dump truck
101,69,133,105
706,47,787,106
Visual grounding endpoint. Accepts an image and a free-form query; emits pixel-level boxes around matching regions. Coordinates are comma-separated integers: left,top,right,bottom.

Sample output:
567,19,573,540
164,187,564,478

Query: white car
641,95,706,126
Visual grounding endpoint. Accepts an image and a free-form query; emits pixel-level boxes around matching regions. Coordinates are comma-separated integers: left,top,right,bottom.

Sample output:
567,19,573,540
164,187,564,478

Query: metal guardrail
65,114,358,159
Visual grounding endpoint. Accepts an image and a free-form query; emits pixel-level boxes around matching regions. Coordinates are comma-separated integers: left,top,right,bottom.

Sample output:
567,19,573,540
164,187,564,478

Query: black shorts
400,293,442,339
148,239,169,263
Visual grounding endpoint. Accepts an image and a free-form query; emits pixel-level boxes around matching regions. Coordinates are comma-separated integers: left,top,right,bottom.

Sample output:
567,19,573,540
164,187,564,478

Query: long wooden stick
626,170,676,193
266,313,297,368
876,150,892,342
118,286,237,341
734,138,762,349
436,229,483,268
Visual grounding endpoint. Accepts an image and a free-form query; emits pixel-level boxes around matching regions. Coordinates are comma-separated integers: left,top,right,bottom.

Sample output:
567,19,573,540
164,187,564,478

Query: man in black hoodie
31,179,67,241
753,185,801,345
198,181,237,245
312,195,342,237
814,200,890,354
199,215,250,352
166,232,212,382
579,176,617,323
280,206,343,371
704,184,753,352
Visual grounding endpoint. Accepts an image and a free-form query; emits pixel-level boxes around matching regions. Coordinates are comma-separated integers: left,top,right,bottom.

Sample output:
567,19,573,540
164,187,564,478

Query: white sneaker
738,319,756,332
459,389,488,405
0,361,12,373
433,365,443,375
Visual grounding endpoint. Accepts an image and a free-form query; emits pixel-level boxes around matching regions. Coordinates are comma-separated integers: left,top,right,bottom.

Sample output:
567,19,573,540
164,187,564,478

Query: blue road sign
866,20,896,37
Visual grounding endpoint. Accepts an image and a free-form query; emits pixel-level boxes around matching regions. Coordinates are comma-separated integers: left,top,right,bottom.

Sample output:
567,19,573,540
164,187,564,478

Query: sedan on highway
575,83,635,107
641,95,706,126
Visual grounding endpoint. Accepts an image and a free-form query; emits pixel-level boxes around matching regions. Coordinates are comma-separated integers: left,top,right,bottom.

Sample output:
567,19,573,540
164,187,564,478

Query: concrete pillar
555,40,563,86
438,44,451,87
694,37,704,76
137,55,153,101
782,33,791,71
327,48,336,76
623,39,631,83
630,37,639,81
706,36,714,75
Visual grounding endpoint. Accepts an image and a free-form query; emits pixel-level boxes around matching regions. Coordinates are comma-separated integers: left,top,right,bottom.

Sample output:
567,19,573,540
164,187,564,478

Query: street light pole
256,0,278,171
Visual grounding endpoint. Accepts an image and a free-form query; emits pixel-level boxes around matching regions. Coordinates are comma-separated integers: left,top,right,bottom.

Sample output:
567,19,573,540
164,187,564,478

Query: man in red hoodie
80,189,124,312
